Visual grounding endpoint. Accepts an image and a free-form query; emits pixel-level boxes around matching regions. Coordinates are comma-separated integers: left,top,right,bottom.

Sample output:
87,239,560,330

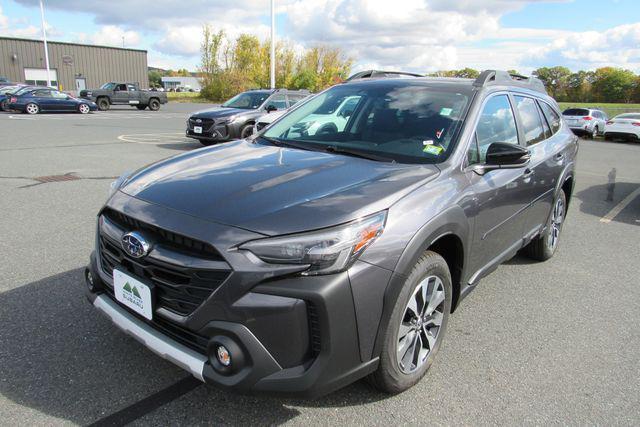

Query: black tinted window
563,108,589,116
514,96,545,146
473,95,519,164
539,101,561,135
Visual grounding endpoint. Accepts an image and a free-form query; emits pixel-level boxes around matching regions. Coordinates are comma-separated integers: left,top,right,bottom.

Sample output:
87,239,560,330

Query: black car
86,70,577,397
186,88,310,145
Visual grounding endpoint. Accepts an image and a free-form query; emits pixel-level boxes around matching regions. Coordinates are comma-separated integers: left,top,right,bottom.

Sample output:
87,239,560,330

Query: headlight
239,211,387,275
108,171,132,198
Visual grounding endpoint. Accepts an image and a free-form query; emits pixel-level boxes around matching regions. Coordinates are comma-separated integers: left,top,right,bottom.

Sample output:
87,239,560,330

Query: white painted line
118,133,186,144
600,186,640,223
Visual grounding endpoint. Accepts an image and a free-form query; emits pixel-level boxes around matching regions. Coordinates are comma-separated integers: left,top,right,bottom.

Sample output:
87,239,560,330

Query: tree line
198,25,352,101
428,67,640,104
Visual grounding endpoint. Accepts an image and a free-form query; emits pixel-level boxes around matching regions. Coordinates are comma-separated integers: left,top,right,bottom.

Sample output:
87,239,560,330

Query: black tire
198,139,215,146
240,124,254,139
0,99,7,111
523,189,567,261
136,105,147,110
148,99,161,111
97,98,110,111
369,251,452,394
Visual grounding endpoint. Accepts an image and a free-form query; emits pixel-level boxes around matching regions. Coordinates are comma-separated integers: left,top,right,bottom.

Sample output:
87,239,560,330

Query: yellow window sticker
423,145,444,155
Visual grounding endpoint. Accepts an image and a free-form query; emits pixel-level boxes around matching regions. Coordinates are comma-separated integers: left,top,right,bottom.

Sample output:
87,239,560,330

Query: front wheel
369,251,452,394
25,103,39,115
240,124,254,139
148,99,160,111
523,189,566,261
78,103,91,114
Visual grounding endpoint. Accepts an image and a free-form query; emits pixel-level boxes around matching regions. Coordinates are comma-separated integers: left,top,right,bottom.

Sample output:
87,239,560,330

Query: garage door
24,68,58,88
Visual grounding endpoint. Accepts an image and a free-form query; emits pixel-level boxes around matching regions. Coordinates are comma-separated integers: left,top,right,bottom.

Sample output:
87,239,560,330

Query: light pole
270,0,275,89
39,0,52,88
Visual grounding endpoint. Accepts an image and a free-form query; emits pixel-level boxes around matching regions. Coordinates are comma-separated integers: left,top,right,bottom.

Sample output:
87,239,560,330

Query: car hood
191,107,256,120
120,140,440,235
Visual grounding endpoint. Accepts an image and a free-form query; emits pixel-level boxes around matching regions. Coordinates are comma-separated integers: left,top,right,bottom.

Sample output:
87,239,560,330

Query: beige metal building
0,36,148,93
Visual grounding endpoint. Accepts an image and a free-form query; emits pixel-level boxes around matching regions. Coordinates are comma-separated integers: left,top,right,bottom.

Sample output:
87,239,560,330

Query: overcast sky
1,0,639,74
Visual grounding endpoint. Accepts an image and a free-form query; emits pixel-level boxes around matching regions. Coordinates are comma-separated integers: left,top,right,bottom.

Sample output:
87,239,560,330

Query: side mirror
266,104,278,113
485,142,530,167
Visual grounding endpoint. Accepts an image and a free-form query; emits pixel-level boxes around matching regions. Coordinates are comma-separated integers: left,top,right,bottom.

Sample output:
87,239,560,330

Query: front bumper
86,194,387,396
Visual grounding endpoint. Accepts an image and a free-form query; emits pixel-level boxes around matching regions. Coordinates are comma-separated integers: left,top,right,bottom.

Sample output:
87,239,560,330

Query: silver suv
562,108,608,138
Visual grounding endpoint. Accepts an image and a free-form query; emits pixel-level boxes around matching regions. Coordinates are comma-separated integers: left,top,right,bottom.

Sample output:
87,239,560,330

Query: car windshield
261,81,471,164
101,83,116,90
222,91,271,109
563,108,590,116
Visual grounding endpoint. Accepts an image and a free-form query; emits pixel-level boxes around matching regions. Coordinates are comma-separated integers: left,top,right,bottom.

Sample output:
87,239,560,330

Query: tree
532,66,571,100
148,70,162,88
591,67,637,103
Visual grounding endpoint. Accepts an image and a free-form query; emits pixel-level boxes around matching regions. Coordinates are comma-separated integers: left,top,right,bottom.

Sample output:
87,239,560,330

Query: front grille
99,209,231,316
188,117,215,131
103,208,223,261
307,303,321,356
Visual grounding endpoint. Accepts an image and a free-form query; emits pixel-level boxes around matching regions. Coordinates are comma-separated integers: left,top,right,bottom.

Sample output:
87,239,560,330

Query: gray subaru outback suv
85,70,577,396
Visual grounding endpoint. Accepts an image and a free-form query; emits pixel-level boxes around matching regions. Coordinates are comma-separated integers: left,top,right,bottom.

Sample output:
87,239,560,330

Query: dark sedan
8,88,98,114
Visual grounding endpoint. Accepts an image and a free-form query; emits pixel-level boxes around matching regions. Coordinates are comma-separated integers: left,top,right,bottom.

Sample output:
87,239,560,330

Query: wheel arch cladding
370,206,469,359
562,175,574,209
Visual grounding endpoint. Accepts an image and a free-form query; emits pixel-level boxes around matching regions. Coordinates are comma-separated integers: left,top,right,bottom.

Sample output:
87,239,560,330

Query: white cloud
0,6,9,29
0,5,62,39
527,23,640,71
73,25,141,48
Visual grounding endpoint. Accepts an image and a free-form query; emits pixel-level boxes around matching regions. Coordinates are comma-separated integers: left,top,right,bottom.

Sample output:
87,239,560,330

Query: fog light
216,345,231,367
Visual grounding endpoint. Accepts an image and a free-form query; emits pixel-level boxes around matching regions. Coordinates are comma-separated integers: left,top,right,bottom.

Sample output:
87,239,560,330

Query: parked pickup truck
80,82,168,111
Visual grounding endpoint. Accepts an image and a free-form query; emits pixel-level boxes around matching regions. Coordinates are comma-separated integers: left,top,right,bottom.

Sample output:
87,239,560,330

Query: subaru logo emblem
121,231,151,258
196,118,202,123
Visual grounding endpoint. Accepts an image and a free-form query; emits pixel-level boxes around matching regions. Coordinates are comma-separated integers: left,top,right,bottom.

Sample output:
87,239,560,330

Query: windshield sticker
423,145,444,155
436,128,445,139
440,107,453,116
423,140,434,146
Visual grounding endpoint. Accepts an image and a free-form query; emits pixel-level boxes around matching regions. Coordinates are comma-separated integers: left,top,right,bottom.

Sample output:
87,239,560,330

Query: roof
0,36,147,53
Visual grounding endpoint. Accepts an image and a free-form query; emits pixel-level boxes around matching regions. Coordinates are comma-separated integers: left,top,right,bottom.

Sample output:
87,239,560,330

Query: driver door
465,93,530,280
113,84,129,104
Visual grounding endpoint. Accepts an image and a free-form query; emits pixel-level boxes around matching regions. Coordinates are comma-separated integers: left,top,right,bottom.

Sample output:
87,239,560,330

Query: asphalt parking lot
0,103,638,425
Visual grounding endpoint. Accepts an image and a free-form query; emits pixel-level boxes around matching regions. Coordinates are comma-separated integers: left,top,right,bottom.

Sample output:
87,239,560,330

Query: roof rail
345,70,423,82
473,70,547,94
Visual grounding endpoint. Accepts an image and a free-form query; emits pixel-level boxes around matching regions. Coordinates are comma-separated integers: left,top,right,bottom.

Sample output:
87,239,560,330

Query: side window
538,103,552,139
288,95,306,106
538,101,561,135
266,94,287,110
116,84,127,91
514,96,545,146
127,84,137,91
34,89,51,97
472,94,519,164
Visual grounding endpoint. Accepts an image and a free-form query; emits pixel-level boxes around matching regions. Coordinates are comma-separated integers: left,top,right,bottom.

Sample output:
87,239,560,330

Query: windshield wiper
323,145,395,163
258,136,314,151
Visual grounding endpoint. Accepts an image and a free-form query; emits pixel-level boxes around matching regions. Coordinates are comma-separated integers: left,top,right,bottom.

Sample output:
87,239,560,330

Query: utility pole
39,0,52,87
270,0,275,89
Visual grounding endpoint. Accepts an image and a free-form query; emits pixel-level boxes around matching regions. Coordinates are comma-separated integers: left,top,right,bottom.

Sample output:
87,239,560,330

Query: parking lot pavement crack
0,173,117,188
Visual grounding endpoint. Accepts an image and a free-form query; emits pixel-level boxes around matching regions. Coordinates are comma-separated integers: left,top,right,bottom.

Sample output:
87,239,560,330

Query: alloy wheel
79,104,90,114
548,197,565,251
26,103,39,114
397,275,445,374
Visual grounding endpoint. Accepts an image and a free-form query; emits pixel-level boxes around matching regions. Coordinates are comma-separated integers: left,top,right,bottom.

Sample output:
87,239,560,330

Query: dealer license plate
194,126,203,134
113,269,153,320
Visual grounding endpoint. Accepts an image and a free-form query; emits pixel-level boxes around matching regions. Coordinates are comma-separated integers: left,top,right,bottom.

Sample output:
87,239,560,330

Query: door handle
523,168,534,178
554,153,564,161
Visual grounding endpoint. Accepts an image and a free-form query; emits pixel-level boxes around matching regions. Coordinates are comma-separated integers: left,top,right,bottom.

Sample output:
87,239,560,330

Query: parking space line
600,186,640,223
87,376,202,427
118,133,187,144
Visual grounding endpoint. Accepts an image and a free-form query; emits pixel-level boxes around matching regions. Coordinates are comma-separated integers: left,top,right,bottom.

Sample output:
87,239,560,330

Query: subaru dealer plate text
113,269,153,320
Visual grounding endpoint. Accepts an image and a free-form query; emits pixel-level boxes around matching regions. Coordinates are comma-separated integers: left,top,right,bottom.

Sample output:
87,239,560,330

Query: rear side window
33,89,51,97
539,101,561,135
514,96,545,146
472,94,519,164
563,108,589,116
